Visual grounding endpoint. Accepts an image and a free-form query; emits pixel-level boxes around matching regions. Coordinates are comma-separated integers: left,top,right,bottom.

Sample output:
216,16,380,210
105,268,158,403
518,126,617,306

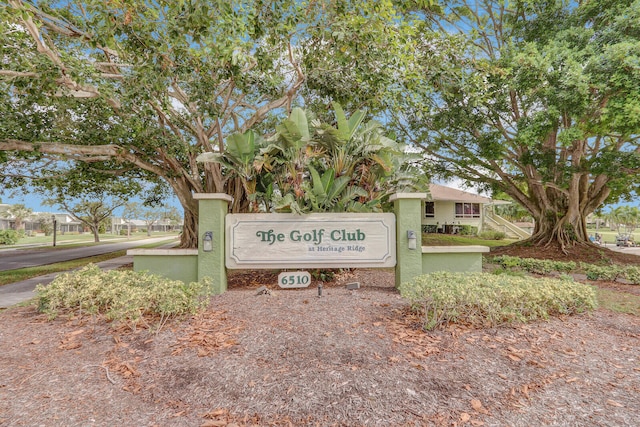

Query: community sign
225,213,396,269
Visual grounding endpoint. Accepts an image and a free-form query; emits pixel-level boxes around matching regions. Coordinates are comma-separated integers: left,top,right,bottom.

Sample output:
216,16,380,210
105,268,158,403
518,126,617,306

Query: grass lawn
422,233,518,248
595,288,640,316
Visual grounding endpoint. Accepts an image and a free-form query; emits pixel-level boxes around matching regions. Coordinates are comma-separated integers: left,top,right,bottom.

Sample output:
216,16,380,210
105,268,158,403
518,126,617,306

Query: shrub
35,264,213,329
458,225,477,236
489,255,638,285
580,264,640,284
399,272,597,330
624,266,640,285
0,230,19,245
491,255,576,274
478,230,506,240
580,263,622,282
311,268,337,282
422,224,438,234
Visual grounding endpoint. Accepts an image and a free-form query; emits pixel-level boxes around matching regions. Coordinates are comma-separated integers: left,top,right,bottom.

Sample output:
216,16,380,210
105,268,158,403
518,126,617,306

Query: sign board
277,271,311,288
226,213,396,269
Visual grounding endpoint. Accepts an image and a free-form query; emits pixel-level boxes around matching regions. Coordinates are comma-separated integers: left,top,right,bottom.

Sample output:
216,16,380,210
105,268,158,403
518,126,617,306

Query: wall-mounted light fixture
203,231,213,252
407,230,417,250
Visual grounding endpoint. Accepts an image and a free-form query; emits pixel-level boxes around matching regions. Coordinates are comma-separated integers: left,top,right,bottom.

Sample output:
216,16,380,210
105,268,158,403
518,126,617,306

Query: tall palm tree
615,206,640,234
0,204,33,231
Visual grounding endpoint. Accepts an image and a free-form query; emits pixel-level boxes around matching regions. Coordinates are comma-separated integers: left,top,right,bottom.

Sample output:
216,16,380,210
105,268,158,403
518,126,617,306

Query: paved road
601,242,640,256
0,236,178,272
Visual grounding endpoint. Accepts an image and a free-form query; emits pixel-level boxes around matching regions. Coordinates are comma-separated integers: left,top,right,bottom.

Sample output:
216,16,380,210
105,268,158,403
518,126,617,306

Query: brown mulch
490,242,640,265
1,261,640,426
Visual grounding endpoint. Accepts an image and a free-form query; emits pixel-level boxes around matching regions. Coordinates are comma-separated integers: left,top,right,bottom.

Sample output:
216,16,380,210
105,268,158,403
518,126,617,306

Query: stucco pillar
391,193,427,288
194,193,233,294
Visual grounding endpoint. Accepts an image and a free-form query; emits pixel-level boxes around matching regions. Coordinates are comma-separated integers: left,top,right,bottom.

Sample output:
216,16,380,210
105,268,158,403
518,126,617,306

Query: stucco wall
421,245,489,274
130,249,198,283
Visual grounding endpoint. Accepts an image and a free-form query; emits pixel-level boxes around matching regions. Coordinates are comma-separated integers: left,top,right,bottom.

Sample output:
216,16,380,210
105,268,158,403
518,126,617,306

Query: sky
1,192,50,212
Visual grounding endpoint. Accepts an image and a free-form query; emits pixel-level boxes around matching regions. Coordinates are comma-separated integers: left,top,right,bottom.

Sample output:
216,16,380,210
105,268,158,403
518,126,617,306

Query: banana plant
199,103,428,214
196,130,269,211
307,166,351,211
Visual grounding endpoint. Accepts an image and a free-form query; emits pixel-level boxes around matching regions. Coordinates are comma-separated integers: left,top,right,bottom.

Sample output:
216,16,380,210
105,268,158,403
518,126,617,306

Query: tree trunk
527,209,591,252
180,207,198,248
91,225,100,243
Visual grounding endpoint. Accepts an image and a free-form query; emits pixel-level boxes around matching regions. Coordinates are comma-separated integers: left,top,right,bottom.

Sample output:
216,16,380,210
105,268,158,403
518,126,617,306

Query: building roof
428,183,494,204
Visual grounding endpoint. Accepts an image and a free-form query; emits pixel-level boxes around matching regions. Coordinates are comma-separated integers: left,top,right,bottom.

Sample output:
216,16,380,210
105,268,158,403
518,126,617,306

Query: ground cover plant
35,265,213,330
490,254,640,284
399,272,598,330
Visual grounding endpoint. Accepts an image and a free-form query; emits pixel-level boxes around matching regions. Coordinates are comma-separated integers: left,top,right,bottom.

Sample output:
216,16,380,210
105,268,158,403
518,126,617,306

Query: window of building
424,202,435,218
455,202,480,218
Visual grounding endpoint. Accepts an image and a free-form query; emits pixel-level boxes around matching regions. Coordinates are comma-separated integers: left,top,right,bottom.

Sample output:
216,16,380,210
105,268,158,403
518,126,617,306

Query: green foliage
477,230,506,240
425,225,478,235
458,225,477,236
310,269,337,282
422,233,514,247
0,230,19,245
392,0,640,245
35,265,213,329
491,255,577,275
580,263,640,285
580,263,622,282
1,0,415,247
490,255,640,285
605,206,640,234
200,104,427,214
35,213,54,236
0,204,33,230
624,267,640,285
399,272,597,330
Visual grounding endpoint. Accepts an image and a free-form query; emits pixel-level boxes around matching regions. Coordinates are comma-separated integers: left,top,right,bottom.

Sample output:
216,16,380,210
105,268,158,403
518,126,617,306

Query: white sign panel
278,271,311,288
226,213,396,269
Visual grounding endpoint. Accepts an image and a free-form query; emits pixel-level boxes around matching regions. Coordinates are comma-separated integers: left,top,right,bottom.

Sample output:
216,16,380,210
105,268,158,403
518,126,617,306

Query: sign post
390,193,427,287
195,193,233,294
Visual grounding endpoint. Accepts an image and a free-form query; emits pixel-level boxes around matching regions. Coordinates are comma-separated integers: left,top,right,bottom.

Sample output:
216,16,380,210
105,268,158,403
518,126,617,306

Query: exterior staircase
483,211,531,240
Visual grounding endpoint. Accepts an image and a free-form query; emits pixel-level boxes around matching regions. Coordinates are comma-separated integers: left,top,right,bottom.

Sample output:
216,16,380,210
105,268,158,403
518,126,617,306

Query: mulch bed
490,242,640,266
1,265,639,426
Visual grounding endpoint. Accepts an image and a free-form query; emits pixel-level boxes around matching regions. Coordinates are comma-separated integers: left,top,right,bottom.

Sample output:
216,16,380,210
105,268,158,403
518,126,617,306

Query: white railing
484,212,530,239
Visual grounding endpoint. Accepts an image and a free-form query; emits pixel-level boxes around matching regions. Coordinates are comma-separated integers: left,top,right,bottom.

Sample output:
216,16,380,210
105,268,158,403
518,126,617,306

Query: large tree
47,197,124,242
0,0,412,248
392,0,640,250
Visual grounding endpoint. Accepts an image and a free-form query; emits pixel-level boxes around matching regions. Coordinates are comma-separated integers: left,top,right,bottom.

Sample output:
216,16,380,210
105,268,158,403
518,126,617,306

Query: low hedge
477,230,506,240
36,264,213,329
491,255,576,274
399,272,597,330
0,230,19,245
490,255,640,285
